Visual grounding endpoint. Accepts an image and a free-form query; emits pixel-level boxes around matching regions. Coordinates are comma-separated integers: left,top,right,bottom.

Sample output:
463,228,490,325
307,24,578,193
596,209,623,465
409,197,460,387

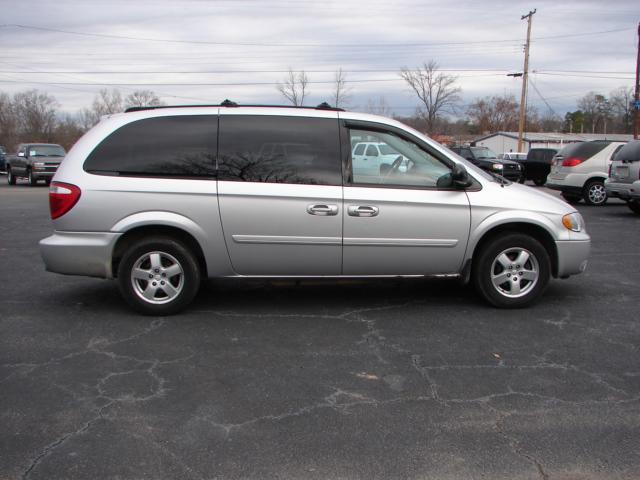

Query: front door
217,113,343,276
342,124,471,275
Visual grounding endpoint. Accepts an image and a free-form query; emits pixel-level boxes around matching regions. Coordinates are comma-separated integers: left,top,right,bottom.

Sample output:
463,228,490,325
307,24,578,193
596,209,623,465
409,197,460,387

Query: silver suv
605,140,640,215
40,104,590,314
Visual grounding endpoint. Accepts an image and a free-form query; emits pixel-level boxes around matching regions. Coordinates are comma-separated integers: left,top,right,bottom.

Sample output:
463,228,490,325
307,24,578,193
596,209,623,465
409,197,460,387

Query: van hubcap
588,184,606,204
131,251,184,304
490,248,539,298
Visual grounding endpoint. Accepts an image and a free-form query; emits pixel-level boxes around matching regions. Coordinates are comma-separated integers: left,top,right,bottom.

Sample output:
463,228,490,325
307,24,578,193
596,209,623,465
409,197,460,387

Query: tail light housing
49,182,81,219
562,157,583,167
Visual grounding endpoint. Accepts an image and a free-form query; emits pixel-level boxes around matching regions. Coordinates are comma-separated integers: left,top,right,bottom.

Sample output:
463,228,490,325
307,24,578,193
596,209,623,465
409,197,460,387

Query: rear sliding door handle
348,205,379,217
307,204,339,216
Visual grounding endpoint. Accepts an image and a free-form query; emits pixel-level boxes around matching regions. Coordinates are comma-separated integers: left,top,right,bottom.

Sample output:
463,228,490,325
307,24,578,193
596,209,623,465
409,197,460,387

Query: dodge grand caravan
40,103,590,314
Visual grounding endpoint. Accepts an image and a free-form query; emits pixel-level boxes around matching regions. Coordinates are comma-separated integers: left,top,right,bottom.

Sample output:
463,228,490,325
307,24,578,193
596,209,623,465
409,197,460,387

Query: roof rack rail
124,101,345,113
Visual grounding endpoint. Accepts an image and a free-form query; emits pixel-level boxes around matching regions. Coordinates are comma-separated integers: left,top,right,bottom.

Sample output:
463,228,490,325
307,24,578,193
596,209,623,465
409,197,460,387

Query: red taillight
49,182,81,219
562,157,583,167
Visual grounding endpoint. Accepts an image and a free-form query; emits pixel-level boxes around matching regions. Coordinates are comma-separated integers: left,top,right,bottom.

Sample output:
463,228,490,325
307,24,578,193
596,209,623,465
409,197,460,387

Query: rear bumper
40,231,121,278
555,239,590,278
605,180,640,201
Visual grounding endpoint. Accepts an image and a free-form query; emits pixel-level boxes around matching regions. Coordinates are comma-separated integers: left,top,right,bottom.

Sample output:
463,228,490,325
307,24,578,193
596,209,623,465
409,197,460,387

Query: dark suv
518,148,558,186
451,146,523,182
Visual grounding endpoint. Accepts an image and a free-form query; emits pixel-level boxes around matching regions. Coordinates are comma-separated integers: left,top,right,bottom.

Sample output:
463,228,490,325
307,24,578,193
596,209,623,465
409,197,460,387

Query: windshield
471,147,498,159
29,145,66,157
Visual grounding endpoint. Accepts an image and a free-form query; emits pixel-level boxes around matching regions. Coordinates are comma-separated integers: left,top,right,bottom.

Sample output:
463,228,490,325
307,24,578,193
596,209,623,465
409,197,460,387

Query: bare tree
332,68,352,108
609,86,634,133
400,61,461,133
0,92,19,150
578,92,611,133
78,88,124,129
276,69,309,106
124,90,165,109
12,89,59,142
364,96,392,117
467,94,519,133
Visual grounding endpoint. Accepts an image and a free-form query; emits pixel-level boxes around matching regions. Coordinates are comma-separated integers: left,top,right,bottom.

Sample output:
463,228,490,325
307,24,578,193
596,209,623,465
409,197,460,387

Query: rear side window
353,144,365,155
217,115,341,185
84,116,217,177
557,142,609,161
613,141,639,162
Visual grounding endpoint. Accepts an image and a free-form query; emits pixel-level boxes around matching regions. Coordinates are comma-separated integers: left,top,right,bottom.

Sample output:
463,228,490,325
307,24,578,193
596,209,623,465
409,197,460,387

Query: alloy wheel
130,251,184,305
490,247,539,298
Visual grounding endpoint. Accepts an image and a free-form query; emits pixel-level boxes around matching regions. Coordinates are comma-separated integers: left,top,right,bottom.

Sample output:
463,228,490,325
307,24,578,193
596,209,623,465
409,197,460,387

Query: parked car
6,143,66,186
0,145,6,172
517,148,558,186
546,141,626,205
40,104,590,314
500,152,527,161
450,146,523,182
605,140,640,215
351,141,407,178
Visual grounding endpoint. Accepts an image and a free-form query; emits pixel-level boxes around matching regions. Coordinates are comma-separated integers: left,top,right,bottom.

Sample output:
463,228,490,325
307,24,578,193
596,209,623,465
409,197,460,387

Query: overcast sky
0,0,637,117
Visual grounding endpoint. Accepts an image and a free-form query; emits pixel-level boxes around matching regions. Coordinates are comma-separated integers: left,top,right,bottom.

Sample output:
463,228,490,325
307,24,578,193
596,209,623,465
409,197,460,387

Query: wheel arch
466,220,559,280
111,224,208,279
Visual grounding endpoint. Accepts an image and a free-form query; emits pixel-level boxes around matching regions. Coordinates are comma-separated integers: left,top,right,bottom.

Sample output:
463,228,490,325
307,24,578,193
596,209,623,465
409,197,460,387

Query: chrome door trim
347,205,379,217
343,237,459,247
232,234,341,246
307,204,339,216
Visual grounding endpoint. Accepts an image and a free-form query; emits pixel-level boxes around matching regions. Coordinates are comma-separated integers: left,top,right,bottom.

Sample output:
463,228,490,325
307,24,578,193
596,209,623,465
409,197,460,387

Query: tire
583,179,607,206
561,193,581,204
533,178,545,186
117,236,201,315
518,177,525,184
27,169,38,186
7,167,16,185
472,233,551,308
627,200,640,215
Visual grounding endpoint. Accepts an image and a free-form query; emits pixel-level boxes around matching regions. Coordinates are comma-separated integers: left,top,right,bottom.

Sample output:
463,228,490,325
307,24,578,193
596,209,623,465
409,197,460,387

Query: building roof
474,131,634,143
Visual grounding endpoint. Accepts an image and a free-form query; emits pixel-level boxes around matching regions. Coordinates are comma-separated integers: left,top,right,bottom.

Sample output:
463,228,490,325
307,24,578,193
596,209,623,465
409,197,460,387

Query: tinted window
84,116,217,177
218,116,341,185
349,129,451,188
614,141,640,162
556,141,609,161
354,144,365,155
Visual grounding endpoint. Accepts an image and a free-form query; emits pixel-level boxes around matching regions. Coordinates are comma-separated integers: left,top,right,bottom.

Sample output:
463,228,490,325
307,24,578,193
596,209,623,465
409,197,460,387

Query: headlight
562,212,584,232
491,163,504,170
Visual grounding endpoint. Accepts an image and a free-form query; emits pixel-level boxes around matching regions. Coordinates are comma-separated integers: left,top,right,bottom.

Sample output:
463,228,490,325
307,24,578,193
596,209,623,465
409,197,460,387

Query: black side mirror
452,163,473,188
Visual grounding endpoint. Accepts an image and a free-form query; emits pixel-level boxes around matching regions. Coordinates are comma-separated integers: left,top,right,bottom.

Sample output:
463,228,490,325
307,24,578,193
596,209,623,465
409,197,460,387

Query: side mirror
452,163,473,188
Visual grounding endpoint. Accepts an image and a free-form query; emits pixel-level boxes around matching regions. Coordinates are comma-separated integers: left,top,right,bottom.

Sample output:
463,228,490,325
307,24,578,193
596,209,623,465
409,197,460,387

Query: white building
472,132,634,155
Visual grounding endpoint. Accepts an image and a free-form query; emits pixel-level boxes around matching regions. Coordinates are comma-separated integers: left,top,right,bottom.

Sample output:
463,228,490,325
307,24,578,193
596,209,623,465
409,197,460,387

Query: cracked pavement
1,181,639,479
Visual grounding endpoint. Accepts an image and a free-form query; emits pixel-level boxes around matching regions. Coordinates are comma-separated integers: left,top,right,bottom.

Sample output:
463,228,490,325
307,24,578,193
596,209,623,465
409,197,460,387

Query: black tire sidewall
472,233,551,308
117,237,201,315
628,200,640,215
7,167,15,185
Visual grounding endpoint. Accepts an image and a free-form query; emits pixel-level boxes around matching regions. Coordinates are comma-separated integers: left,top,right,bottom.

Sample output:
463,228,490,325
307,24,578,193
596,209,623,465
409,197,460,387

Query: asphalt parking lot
1,179,639,480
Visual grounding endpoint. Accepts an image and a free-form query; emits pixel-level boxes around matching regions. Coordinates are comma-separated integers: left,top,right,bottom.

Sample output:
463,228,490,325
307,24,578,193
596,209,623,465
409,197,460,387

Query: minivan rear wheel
583,179,607,206
117,237,201,315
472,233,551,308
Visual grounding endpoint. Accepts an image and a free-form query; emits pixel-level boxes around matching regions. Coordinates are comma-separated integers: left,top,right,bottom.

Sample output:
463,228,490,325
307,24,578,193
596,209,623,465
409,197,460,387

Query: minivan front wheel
583,179,607,206
473,233,551,308
117,237,201,315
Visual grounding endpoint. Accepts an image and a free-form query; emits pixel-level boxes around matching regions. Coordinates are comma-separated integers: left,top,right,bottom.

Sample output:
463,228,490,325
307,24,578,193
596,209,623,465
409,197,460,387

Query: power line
0,24,633,48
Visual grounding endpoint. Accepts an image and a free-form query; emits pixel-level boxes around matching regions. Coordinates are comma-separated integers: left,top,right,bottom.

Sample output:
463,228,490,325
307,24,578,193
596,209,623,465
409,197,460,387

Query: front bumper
605,180,640,201
40,231,121,278
555,239,590,278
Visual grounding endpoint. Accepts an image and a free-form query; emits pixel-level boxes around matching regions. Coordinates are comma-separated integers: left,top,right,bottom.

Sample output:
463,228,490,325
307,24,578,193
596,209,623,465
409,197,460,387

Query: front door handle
307,204,339,216
348,205,379,217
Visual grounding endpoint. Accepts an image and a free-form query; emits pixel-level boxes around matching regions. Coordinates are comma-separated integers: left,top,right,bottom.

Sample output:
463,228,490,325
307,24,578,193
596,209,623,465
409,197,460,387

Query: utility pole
517,9,536,152
634,21,639,140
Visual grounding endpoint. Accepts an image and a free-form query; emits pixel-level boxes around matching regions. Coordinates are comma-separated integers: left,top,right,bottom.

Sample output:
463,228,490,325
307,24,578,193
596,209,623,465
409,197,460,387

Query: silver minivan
40,104,590,314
